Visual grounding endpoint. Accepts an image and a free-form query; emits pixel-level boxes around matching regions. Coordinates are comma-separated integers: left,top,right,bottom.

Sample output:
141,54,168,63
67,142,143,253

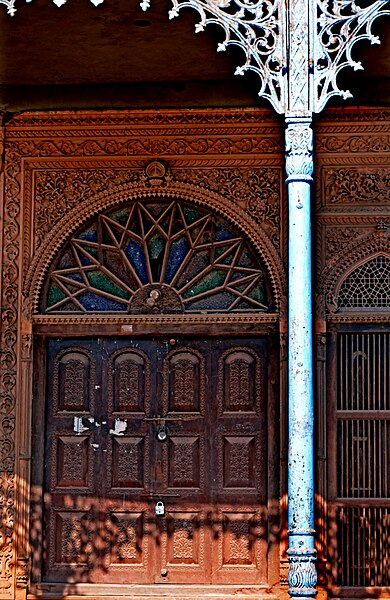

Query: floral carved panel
324,168,390,205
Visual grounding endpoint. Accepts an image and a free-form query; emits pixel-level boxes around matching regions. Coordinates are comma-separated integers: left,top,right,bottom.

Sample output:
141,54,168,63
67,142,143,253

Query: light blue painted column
285,116,317,598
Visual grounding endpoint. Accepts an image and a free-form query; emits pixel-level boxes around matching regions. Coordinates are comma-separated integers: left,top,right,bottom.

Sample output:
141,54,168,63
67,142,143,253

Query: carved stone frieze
324,168,390,204
316,134,390,155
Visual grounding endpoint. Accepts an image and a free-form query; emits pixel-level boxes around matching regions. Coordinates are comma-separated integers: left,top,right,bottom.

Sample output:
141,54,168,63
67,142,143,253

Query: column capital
285,119,314,183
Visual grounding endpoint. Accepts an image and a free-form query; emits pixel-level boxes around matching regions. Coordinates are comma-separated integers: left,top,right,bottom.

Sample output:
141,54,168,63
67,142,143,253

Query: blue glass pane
104,251,137,289
166,237,189,283
78,226,98,243
125,241,148,285
64,273,84,284
216,224,234,242
186,292,236,311
238,248,256,268
78,292,128,312
176,251,209,289
79,252,93,267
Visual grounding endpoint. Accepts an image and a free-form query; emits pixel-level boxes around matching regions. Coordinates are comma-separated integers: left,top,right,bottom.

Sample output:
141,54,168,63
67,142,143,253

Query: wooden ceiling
0,0,389,111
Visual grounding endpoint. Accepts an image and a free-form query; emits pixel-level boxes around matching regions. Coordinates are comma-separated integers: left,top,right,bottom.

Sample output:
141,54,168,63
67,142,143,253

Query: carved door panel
43,338,158,584
43,336,269,586
210,340,268,584
43,339,103,583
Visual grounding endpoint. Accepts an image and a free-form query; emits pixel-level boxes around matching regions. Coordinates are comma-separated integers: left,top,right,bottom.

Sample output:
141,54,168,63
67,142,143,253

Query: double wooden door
40,336,269,586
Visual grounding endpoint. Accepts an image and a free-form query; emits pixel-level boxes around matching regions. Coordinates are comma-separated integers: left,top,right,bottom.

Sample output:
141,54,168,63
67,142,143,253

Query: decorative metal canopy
4,0,389,115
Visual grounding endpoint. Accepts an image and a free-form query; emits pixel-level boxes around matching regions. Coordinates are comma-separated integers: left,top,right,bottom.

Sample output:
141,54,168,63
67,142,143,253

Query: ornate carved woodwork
35,336,271,589
1,107,390,599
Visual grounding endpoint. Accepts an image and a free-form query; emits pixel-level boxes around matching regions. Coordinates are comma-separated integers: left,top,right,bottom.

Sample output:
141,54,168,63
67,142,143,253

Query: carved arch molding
0,109,286,597
318,230,390,318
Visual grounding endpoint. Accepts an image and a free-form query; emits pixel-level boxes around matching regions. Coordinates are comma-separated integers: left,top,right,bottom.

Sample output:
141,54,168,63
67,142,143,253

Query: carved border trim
33,313,279,326
24,181,286,318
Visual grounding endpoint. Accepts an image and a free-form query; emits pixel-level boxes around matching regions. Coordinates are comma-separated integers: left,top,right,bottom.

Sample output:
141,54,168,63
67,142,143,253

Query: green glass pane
148,234,165,260
48,284,66,307
109,208,130,227
183,207,204,224
183,270,226,298
249,284,265,304
78,244,99,260
87,271,130,299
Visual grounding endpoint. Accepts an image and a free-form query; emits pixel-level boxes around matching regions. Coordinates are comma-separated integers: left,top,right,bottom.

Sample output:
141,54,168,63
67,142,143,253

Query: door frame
29,317,282,597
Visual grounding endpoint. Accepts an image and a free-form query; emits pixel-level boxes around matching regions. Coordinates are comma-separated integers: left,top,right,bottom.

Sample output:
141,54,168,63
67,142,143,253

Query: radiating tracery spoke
43,200,271,314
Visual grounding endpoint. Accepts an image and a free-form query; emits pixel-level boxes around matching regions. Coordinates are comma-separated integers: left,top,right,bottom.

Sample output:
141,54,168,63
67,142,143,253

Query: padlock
155,500,165,516
157,423,167,442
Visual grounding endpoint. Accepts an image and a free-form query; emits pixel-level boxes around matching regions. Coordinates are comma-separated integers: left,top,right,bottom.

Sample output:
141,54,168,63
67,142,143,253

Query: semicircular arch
24,181,285,317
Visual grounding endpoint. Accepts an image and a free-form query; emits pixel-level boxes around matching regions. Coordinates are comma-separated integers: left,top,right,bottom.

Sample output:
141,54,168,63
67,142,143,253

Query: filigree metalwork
3,0,104,15
148,0,286,114
3,0,390,115
314,0,390,112
140,0,390,114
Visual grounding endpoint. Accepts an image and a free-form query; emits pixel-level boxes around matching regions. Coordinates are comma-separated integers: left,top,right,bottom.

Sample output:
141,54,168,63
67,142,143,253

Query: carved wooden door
42,336,268,586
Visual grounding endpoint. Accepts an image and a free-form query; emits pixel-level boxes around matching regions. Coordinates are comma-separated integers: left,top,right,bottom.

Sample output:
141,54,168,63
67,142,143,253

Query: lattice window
334,332,390,588
41,200,271,314
338,255,390,309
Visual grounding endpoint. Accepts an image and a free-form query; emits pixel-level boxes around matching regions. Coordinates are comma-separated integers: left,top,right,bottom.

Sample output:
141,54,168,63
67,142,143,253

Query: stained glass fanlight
42,199,272,314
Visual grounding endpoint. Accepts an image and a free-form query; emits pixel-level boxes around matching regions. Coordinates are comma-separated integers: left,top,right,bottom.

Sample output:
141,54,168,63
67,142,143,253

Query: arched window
337,254,390,310
41,199,273,314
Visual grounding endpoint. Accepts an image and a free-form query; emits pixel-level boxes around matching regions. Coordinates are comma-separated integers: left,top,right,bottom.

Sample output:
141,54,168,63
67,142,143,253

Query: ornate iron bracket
140,0,390,114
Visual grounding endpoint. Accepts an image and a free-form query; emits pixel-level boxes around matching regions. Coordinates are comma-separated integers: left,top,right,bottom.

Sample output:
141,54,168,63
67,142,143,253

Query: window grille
337,255,390,309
